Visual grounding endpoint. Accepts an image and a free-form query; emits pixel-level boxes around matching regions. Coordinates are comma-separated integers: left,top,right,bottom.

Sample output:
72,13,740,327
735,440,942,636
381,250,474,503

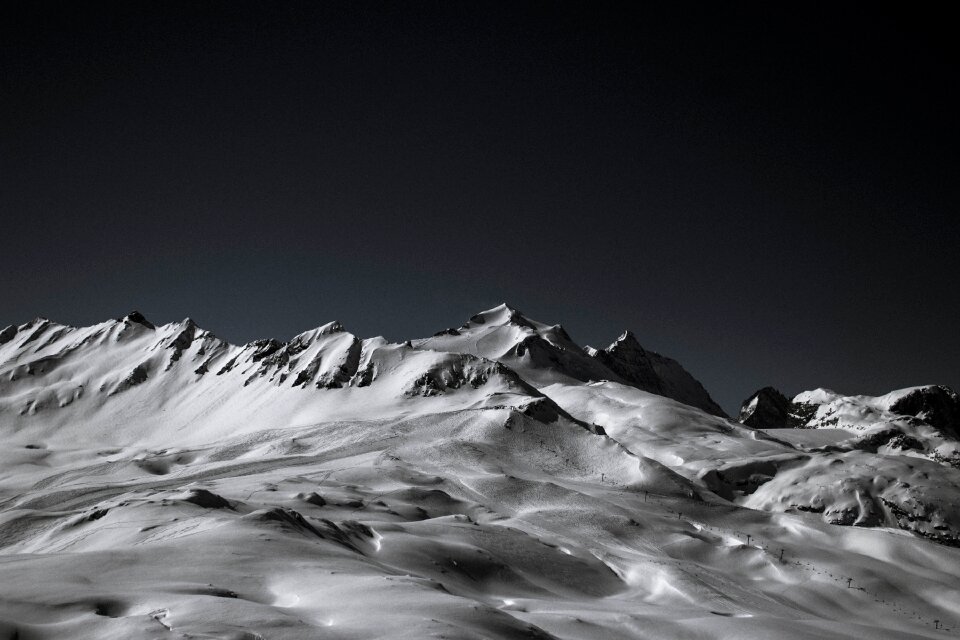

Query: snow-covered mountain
415,304,727,416
739,384,960,467
1,304,958,640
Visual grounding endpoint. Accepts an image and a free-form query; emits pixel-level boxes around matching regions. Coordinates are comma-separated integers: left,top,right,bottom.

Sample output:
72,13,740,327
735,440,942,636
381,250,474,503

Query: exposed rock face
592,331,728,418
739,386,803,428
109,363,149,396
121,311,156,330
0,325,17,345
888,385,960,438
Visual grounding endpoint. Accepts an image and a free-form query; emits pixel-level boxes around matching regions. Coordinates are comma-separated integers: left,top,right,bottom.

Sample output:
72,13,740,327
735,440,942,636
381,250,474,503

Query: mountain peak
289,321,348,345
465,303,534,329
609,330,642,352
121,310,155,330
23,316,50,329
318,320,345,335
738,386,794,428
592,331,728,418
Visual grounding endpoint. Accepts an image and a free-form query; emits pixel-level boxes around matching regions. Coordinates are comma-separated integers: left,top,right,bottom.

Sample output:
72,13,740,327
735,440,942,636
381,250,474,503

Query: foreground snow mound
0,306,959,639
740,451,960,545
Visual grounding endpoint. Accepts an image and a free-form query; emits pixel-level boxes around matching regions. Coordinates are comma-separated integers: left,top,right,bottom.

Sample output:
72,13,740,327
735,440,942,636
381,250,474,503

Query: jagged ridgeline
1,304,959,640
0,303,724,424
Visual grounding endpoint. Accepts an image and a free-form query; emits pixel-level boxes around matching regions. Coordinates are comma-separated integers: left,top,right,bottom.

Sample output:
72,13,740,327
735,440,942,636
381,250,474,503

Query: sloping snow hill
0,305,958,639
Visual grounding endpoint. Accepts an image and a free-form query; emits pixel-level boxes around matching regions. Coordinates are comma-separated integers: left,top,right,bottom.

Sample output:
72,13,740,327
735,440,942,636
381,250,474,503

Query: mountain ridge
2,304,959,639
1,303,727,423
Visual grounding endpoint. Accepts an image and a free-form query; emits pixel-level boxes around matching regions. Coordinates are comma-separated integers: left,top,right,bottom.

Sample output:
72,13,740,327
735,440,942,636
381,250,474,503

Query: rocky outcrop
121,311,155,330
889,385,960,439
0,325,17,345
738,386,813,428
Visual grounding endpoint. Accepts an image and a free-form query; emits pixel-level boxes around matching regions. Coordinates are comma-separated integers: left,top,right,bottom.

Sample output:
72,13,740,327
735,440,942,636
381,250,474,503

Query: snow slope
0,305,958,639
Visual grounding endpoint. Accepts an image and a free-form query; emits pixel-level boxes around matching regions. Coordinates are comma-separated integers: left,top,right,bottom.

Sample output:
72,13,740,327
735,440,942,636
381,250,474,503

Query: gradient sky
1,2,957,415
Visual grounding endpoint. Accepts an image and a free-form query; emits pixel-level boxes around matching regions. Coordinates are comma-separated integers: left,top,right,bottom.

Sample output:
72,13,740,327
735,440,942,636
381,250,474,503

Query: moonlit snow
1,304,958,639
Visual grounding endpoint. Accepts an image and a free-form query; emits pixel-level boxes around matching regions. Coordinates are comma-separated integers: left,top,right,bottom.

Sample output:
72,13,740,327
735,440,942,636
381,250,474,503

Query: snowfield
0,304,958,639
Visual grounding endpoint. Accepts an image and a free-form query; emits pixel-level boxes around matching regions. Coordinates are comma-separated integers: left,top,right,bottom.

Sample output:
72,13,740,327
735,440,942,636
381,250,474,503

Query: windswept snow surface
0,306,958,639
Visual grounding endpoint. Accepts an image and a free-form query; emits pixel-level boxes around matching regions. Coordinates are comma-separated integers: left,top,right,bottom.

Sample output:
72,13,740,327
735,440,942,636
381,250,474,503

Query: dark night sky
1,1,957,414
